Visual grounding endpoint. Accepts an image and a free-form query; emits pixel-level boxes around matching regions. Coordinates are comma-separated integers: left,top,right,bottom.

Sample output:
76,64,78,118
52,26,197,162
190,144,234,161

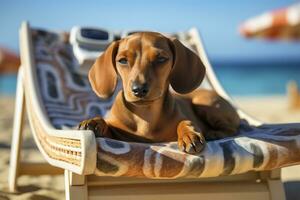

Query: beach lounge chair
8,21,300,200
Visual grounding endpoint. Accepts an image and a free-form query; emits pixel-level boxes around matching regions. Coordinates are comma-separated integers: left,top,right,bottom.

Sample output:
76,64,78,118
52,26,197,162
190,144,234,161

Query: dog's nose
131,82,149,98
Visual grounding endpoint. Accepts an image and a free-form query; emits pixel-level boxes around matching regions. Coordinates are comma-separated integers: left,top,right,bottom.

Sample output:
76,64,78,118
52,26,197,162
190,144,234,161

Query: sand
233,95,300,123
0,95,299,199
0,97,64,200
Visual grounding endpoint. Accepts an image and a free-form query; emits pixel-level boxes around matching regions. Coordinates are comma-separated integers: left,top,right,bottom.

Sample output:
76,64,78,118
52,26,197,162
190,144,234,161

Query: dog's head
89,32,206,105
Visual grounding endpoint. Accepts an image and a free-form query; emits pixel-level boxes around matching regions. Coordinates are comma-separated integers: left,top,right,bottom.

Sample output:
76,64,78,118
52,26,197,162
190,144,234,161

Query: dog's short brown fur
78,32,240,154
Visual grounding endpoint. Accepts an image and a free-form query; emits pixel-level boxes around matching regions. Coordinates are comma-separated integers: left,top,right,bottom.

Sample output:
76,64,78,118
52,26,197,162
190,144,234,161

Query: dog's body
79,32,240,154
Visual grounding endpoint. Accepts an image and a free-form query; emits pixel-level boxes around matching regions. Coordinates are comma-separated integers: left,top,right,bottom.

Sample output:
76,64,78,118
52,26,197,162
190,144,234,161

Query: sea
0,60,300,96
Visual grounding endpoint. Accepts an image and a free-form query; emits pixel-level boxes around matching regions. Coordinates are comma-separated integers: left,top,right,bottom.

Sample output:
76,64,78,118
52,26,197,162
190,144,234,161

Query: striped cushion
32,29,118,129
95,122,300,178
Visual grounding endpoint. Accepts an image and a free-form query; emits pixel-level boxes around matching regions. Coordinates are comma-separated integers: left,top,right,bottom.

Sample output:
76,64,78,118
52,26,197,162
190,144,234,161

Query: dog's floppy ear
169,38,206,94
89,41,119,98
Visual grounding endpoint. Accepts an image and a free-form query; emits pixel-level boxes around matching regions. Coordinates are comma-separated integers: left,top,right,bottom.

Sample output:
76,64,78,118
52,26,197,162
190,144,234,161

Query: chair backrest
20,22,97,175
186,28,262,126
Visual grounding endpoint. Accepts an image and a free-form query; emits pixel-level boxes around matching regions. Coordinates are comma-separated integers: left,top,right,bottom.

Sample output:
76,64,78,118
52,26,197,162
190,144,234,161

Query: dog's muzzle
131,82,149,98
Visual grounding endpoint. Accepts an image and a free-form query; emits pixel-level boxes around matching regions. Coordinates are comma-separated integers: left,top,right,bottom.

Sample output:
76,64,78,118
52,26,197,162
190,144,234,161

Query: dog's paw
178,131,205,154
77,117,110,138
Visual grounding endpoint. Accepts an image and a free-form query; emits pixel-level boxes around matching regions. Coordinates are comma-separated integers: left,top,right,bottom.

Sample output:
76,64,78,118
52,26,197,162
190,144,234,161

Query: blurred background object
0,47,20,74
287,80,300,110
239,3,300,111
240,3,300,40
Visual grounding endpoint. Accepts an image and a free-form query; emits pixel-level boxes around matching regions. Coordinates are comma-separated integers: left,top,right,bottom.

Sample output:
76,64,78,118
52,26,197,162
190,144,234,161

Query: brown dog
78,32,240,154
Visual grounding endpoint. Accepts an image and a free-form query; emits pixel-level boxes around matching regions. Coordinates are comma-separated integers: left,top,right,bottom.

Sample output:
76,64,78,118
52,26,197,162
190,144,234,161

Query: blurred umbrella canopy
0,47,20,74
240,3,300,40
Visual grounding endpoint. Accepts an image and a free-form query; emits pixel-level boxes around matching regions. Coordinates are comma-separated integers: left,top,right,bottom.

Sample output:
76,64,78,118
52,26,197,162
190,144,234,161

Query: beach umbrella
239,3,300,40
0,47,20,74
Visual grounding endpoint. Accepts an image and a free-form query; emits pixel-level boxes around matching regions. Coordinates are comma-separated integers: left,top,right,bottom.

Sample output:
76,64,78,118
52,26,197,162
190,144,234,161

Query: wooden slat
88,181,270,200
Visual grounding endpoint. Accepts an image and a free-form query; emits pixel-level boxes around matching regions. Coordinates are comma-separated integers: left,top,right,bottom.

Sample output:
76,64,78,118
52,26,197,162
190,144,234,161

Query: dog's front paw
178,131,205,154
77,117,110,138
177,120,205,154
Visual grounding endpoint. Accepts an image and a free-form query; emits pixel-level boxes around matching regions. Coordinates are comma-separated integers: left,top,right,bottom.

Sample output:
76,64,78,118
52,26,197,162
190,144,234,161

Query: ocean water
0,74,17,95
212,60,300,96
0,60,300,96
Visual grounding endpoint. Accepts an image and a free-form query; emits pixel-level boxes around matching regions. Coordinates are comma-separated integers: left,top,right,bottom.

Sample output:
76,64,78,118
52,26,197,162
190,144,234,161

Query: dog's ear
168,38,206,94
89,41,119,99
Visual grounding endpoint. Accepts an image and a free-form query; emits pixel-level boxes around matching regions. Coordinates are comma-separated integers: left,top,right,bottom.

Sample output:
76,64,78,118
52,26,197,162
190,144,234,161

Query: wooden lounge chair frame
8,22,286,200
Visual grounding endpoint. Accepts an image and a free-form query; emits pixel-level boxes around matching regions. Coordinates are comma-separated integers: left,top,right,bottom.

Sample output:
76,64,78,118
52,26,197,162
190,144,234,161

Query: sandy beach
0,95,299,199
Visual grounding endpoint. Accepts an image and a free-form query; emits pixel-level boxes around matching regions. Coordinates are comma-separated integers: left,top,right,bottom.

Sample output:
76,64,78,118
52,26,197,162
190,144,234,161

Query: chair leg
268,179,286,200
64,170,88,200
8,68,26,192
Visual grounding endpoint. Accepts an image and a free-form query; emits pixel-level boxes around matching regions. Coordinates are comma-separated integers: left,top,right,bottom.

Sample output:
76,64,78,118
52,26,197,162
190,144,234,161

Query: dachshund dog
78,32,240,154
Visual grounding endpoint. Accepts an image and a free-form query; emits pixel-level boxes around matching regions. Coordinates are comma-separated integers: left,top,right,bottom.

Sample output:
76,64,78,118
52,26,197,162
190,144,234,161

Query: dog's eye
118,58,128,65
156,56,168,63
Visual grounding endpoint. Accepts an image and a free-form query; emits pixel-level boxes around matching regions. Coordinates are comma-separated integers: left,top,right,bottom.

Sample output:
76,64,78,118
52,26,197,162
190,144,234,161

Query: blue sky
0,0,300,61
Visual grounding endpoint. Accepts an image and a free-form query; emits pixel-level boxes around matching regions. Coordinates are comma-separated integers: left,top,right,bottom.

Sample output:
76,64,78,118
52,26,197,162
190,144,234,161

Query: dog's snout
131,82,149,98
